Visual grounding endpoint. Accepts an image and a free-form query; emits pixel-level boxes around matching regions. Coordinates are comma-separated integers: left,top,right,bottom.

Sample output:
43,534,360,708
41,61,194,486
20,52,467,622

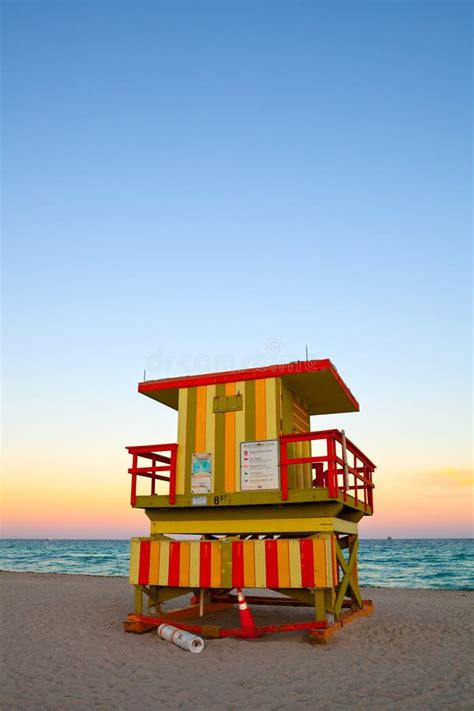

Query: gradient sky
2,1,472,538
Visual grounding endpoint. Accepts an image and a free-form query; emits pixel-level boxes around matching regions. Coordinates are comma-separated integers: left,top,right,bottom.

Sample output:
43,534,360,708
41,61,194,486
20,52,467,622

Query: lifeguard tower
124,359,376,642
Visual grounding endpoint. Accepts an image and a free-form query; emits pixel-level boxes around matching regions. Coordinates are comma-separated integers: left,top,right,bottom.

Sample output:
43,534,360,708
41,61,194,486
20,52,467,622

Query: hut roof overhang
138,359,359,415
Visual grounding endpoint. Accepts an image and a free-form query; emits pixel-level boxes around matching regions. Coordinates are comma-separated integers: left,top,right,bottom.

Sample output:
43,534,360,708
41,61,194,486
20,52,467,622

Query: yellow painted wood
331,519,358,534
224,382,236,493
150,516,357,536
139,483,368,514
314,590,326,620
148,540,161,585
210,542,222,587
158,541,170,585
277,538,291,588
234,381,245,492
243,540,255,587
331,535,338,586
325,536,333,586
189,541,200,587
221,541,232,588
129,538,140,584
265,378,277,439
176,388,188,495
289,539,302,588
179,541,190,587
134,585,143,614
312,538,326,587
195,386,207,452
255,379,266,440
254,540,267,587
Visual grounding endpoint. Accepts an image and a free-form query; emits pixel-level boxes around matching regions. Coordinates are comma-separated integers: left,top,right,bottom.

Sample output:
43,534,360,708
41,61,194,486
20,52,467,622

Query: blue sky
2,1,472,536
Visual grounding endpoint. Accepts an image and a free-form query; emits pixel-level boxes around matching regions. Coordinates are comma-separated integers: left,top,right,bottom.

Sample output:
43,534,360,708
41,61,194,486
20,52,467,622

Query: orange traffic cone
236,589,259,638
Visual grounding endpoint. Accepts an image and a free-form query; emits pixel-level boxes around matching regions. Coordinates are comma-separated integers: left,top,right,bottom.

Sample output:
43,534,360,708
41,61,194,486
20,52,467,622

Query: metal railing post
169,446,177,505
280,440,288,501
341,430,349,501
327,435,338,497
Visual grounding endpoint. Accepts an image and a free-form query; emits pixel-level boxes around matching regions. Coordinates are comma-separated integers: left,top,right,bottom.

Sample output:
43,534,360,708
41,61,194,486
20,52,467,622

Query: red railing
279,429,375,511
127,430,374,511
126,443,177,506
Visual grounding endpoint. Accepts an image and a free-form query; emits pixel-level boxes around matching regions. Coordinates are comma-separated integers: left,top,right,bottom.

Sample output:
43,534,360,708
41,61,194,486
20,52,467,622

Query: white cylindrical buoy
157,624,205,653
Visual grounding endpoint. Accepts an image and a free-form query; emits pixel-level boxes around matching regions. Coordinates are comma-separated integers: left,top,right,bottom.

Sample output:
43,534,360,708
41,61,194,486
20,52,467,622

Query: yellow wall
175,377,314,496
175,378,281,495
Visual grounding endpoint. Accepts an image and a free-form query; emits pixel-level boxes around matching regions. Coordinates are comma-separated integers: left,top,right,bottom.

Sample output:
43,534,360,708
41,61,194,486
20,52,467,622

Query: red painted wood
168,541,181,587
327,438,338,497
130,613,328,638
169,446,177,505
138,359,360,413
232,541,244,588
265,539,279,588
313,462,325,487
300,538,315,588
130,473,137,507
138,540,151,585
280,441,288,501
199,541,211,588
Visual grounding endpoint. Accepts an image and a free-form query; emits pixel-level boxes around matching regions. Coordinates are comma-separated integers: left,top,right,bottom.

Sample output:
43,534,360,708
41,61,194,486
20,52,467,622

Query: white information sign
240,440,279,491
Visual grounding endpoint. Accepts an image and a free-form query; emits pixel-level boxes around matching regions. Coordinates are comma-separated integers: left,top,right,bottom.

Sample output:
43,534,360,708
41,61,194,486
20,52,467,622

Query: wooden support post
314,590,326,622
134,585,143,615
333,535,361,618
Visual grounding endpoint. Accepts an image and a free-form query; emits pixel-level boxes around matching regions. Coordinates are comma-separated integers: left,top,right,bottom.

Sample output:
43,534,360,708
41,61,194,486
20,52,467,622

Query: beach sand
1,572,472,710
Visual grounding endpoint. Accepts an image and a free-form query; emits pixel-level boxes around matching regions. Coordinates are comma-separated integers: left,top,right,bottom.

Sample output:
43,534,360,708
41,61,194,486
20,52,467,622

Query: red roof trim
138,359,359,410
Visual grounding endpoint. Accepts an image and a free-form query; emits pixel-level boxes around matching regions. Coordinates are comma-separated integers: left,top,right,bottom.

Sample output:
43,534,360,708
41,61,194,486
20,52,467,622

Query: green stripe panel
213,383,226,495
184,387,197,495
245,380,256,441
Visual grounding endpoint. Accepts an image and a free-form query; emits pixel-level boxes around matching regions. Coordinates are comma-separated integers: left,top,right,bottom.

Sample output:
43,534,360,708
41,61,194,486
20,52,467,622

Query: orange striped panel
300,538,314,587
255,379,266,440
210,542,222,587
168,541,180,586
148,540,161,585
195,386,207,452
243,540,255,587
313,538,326,587
277,539,291,588
179,541,190,587
265,540,279,588
254,540,267,587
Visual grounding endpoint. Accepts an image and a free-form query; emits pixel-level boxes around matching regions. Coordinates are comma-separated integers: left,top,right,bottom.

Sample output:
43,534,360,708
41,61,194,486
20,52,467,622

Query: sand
1,572,472,710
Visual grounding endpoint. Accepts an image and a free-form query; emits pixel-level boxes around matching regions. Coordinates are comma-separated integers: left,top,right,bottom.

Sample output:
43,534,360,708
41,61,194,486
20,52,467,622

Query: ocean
0,538,472,590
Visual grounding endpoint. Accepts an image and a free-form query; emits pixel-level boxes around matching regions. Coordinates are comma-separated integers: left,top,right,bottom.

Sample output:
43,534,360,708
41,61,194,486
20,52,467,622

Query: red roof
138,359,359,416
